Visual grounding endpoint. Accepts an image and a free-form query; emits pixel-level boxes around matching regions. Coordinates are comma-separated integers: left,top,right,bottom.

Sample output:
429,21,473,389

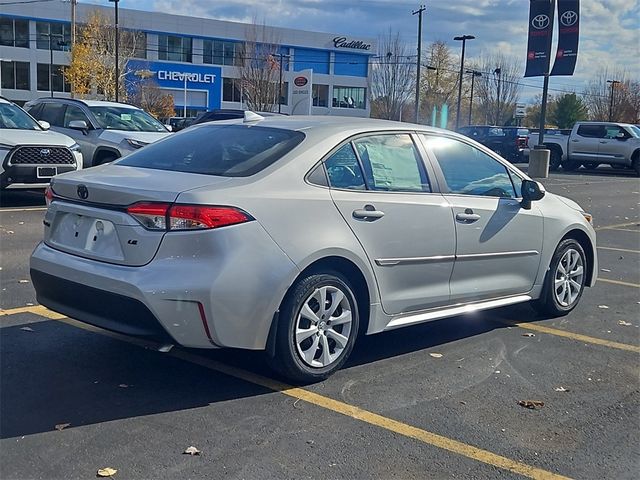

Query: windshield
0,103,41,130
629,125,640,137
118,124,305,177
89,106,167,132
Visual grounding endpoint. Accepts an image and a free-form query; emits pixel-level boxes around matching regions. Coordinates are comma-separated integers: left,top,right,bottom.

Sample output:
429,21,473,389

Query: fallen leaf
494,370,501,374
97,467,117,477
598,305,609,309
554,387,570,392
429,353,443,358
18,280,29,284
306,440,315,445
183,446,201,456
55,423,70,431
20,326,34,332
18,222,24,225
7,230,14,234
118,384,129,388
618,321,632,326
522,333,535,337
518,400,544,409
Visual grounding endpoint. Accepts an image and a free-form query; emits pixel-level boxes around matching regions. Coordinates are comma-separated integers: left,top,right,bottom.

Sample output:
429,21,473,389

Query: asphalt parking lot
1,166,638,480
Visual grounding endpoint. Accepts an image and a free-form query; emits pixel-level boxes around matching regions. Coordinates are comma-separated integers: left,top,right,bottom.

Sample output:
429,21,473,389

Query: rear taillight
44,185,55,207
126,202,252,231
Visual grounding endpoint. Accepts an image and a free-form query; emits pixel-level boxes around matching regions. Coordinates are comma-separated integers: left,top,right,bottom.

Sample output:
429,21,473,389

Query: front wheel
549,149,562,171
533,239,587,317
632,154,640,177
562,160,581,171
269,273,360,383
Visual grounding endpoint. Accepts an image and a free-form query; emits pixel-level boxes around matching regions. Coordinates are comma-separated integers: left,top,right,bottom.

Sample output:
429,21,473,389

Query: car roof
27,97,141,110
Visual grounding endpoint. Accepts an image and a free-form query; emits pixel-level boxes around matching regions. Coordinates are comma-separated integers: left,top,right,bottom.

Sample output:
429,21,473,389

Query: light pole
182,73,189,118
466,69,481,125
454,35,475,130
493,67,502,125
412,5,426,123
43,33,64,98
109,0,120,102
607,79,621,121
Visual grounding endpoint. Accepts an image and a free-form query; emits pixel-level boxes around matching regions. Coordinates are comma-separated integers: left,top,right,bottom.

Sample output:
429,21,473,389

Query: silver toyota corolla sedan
30,115,597,382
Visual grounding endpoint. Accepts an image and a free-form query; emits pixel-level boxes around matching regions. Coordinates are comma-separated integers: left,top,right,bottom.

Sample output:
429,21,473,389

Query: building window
159,35,192,63
0,61,30,90
36,63,71,92
223,78,242,102
36,21,71,50
0,17,29,48
332,86,366,109
313,84,329,107
203,40,242,66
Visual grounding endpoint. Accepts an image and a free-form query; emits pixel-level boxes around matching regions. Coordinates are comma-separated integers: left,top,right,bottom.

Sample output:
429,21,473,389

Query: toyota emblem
532,14,550,30
560,10,578,27
40,148,51,157
77,184,89,200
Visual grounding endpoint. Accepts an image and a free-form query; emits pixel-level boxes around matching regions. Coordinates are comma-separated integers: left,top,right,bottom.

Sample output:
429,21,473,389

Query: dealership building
0,2,375,117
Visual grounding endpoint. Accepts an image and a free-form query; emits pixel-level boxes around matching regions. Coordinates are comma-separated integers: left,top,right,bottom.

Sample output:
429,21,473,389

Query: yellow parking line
596,221,640,231
508,321,640,353
597,246,640,254
4,307,570,480
599,278,640,288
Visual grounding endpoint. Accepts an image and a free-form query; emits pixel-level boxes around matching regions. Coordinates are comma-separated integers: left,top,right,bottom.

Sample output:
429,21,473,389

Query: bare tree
470,52,522,125
129,78,175,119
65,10,142,100
582,67,639,122
369,30,414,121
419,41,460,126
239,23,282,112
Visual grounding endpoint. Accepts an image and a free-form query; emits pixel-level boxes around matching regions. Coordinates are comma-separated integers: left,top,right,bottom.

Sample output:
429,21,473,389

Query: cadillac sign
332,36,371,51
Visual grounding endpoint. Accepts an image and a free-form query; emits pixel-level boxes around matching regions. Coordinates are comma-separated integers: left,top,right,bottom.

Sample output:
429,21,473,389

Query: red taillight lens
127,202,251,231
168,205,251,230
127,202,170,230
44,185,55,207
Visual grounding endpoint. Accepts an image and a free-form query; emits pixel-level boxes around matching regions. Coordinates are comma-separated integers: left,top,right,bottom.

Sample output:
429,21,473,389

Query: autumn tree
64,10,143,100
369,30,414,121
129,79,175,119
239,23,282,112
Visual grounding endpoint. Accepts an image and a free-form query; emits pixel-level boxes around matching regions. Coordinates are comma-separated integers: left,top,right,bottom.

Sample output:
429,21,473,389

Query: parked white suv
1,98,82,190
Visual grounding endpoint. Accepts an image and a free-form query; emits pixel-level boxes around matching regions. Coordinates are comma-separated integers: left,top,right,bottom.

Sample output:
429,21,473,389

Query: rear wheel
269,272,359,383
549,148,562,171
533,239,587,317
632,153,640,177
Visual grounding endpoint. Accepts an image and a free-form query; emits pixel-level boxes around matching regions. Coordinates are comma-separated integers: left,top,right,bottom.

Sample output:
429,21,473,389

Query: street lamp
494,67,502,125
607,79,621,122
466,69,482,125
109,0,120,102
42,33,66,98
454,35,475,130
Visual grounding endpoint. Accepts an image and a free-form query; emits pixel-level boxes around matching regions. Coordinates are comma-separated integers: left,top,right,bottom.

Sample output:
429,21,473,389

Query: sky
88,0,639,103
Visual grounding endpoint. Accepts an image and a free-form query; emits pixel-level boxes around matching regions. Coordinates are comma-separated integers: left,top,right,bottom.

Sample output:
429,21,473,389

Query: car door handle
599,140,608,143
353,206,385,220
456,212,481,222
571,139,580,142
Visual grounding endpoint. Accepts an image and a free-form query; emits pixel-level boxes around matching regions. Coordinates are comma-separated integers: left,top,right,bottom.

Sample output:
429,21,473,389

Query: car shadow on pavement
0,303,540,439
0,189,46,208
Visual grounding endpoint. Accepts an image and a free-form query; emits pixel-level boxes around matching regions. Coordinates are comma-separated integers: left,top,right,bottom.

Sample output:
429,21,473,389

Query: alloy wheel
295,285,353,368
553,248,584,307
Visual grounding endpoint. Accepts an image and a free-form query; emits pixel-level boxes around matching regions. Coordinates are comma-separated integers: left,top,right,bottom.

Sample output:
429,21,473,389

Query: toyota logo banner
551,0,580,76
524,0,554,77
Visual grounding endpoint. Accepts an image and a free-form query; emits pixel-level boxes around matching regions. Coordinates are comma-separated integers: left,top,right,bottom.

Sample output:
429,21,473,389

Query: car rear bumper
29,222,298,350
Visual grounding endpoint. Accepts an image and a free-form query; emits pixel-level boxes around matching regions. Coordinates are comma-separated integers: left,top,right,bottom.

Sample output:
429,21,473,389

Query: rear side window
118,124,305,177
577,124,605,138
39,103,66,126
325,144,365,190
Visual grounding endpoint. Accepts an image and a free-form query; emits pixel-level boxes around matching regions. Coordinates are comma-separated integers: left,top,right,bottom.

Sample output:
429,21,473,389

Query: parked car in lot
0,97,82,190
30,115,597,382
24,98,172,167
457,125,529,162
527,122,640,174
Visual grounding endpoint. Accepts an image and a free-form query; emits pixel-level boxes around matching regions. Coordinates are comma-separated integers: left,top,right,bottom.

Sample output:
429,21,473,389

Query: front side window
423,135,516,198
325,143,365,190
0,103,41,130
118,125,305,177
63,105,90,128
353,134,430,192
604,125,628,139
89,106,167,132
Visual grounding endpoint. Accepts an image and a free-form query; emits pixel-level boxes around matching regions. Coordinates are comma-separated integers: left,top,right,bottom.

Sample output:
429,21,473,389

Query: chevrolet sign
157,70,217,83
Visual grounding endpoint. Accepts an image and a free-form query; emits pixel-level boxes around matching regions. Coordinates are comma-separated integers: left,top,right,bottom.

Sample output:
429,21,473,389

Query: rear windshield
117,124,305,177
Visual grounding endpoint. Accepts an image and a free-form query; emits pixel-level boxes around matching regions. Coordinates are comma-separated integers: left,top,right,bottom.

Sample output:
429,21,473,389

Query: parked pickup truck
527,122,640,175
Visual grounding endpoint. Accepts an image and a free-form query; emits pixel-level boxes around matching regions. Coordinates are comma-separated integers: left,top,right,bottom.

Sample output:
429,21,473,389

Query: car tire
269,272,360,384
549,148,562,171
562,160,581,171
533,238,587,317
632,153,640,177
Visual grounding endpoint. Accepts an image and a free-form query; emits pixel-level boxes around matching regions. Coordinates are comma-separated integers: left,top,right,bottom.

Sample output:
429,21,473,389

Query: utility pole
70,0,77,47
454,34,475,130
466,70,481,125
494,67,502,125
412,4,426,124
607,79,621,121
274,53,290,114
109,0,120,102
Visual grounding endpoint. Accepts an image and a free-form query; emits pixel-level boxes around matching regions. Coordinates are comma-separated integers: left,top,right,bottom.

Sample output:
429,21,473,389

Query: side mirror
68,120,89,133
164,124,173,132
38,120,50,130
521,179,545,210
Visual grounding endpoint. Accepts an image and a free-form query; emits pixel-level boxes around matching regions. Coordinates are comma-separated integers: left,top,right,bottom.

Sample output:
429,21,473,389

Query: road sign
515,103,527,118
